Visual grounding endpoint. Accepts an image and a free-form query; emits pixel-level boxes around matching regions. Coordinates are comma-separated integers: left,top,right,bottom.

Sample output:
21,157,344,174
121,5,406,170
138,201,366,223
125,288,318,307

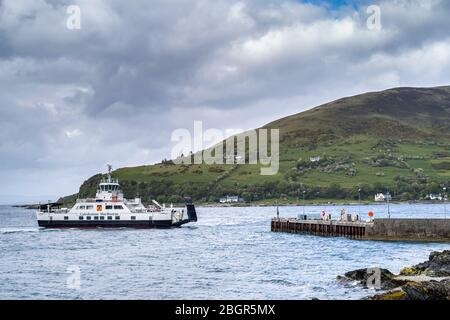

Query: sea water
0,204,448,300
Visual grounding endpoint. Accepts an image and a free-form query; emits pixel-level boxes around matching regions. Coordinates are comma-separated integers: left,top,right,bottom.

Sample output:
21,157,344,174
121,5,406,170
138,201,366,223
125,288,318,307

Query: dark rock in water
369,279,450,300
362,250,450,300
400,250,450,277
337,268,406,290
403,280,450,300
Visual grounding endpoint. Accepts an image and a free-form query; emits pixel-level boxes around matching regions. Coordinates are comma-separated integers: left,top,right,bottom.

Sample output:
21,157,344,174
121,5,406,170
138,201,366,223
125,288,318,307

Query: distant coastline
11,204,41,209
11,199,448,210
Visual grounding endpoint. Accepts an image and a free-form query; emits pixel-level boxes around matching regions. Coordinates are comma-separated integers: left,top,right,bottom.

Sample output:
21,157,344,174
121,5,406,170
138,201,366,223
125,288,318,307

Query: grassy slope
59,86,450,204
112,139,448,187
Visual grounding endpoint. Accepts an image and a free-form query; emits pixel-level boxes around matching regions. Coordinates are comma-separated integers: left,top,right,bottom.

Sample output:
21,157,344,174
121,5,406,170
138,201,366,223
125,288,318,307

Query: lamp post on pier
358,188,361,215
303,190,306,216
386,191,391,219
443,187,447,219
276,201,280,220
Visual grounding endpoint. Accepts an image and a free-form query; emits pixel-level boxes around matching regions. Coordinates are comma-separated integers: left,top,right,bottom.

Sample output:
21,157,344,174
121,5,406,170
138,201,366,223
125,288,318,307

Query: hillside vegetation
59,86,450,205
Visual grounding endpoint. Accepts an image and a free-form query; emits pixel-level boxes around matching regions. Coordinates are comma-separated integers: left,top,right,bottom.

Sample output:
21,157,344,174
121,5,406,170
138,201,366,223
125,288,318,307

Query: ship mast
107,164,112,183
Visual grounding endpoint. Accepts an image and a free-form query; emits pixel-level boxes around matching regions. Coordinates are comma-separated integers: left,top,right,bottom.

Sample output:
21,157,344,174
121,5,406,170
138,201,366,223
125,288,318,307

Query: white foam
0,227,39,234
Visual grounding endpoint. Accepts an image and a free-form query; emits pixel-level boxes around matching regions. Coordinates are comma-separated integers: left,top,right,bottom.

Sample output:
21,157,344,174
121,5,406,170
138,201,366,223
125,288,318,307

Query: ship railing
38,208,70,214
76,198,104,203
130,209,148,214
53,208,70,214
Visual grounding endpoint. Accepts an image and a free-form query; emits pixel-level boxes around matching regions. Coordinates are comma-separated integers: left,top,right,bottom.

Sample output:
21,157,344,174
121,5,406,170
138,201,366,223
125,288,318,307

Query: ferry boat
36,165,197,228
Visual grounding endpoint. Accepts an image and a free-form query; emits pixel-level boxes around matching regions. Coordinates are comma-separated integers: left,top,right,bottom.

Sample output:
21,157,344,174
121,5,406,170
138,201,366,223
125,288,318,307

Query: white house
374,193,392,202
219,195,241,203
428,194,447,201
310,156,321,162
224,155,243,162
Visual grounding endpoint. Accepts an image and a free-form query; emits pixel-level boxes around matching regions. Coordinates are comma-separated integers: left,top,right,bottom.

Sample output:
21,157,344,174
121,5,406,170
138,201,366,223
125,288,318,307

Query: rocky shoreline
338,250,450,300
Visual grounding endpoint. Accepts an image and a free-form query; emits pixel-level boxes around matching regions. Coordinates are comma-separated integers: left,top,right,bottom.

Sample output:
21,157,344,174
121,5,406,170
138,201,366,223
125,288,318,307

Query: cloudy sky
1,0,450,203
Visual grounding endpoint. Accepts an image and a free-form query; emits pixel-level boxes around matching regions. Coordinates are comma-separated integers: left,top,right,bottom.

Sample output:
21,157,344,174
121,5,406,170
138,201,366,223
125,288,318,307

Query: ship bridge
95,165,124,201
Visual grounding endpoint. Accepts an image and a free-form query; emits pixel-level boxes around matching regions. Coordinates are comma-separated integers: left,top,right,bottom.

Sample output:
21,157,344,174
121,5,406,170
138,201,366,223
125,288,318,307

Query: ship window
79,206,86,210
114,205,123,210
105,205,113,210
115,216,120,220
100,216,105,220
131,216,136,220
64,216,69,220
86,216,91,220
79,216,84,220
86,205,94,210
94,216,99,220
107,216,112,220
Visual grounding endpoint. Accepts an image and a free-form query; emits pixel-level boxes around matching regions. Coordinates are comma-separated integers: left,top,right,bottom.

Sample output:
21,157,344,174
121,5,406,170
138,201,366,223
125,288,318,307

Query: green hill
60,86,450,205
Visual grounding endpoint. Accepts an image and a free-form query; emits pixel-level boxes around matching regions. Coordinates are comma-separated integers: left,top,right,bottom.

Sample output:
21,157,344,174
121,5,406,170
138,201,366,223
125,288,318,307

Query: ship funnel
185,197,197,222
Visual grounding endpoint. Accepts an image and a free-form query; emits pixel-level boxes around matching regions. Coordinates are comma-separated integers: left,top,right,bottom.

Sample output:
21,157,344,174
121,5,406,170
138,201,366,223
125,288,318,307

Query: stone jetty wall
366,219,450,241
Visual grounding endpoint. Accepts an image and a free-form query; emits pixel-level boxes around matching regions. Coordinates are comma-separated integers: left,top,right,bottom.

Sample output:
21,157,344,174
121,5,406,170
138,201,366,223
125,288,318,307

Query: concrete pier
365,218,450,242
271,218,450,242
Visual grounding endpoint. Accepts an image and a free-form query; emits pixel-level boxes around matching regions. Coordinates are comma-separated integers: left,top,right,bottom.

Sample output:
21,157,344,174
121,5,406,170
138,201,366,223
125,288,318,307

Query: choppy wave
0,227,39,234
260,279,297,287
0,204,449,299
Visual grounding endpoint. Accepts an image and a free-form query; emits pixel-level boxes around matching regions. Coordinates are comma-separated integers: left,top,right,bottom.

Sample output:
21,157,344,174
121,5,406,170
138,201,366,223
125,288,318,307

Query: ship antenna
107,164,112,182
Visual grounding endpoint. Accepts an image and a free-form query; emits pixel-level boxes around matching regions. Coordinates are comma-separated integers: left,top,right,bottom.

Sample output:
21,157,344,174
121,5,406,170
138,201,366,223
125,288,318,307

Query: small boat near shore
36,165,197,229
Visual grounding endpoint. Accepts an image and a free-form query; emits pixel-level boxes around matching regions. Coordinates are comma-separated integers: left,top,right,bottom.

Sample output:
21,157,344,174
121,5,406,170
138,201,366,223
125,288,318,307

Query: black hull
38,219,190,229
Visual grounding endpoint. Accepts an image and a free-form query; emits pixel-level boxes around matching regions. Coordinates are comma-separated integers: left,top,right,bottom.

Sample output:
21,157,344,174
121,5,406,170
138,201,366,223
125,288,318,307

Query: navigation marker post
303,190,306,216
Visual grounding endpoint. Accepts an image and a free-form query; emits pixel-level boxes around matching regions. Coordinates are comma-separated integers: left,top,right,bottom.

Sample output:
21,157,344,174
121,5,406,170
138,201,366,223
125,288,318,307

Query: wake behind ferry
36,165,197,228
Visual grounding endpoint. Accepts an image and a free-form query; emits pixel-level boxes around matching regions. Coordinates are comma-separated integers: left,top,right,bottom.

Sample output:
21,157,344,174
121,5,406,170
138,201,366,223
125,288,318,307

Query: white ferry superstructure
36,165,197,228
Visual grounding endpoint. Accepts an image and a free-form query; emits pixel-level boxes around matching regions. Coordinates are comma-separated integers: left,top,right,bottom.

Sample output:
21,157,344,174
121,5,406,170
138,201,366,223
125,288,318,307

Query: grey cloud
1,0,450,202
